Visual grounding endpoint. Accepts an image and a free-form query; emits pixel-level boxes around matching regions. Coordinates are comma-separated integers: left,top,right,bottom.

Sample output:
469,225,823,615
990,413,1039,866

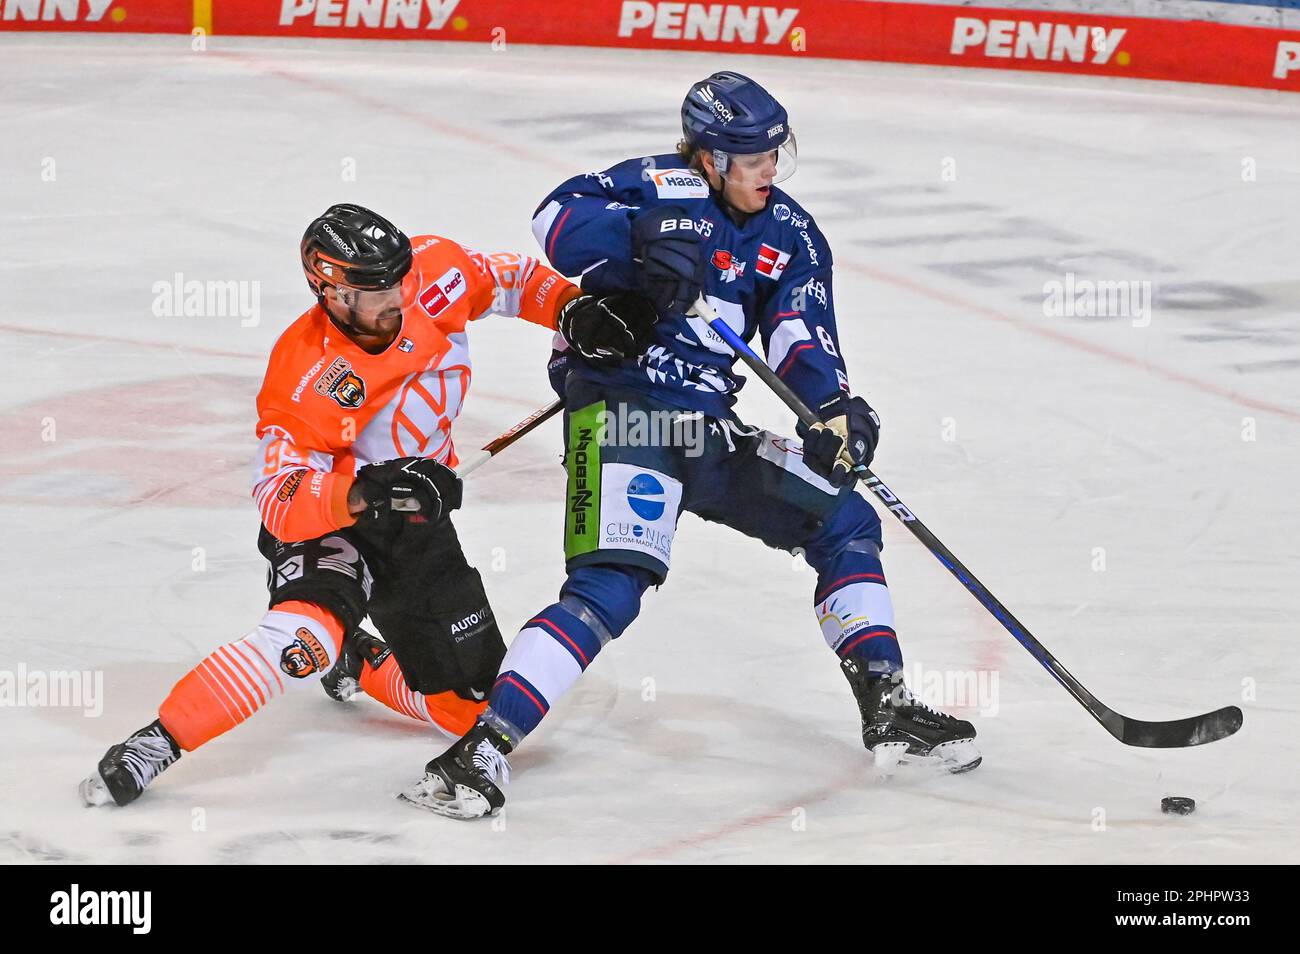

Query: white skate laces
471,738,510,785
120,731,177,791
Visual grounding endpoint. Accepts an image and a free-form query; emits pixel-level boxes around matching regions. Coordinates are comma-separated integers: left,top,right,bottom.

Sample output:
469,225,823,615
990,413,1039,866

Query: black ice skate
841,657,981,775
398,721,512,819
80,719,182,807
321,627,392,702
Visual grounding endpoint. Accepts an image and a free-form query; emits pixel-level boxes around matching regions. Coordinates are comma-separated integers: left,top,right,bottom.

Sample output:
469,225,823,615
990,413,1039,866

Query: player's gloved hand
796,394,881,488
557,292,659,366
631,205,704,315
350,457,463,524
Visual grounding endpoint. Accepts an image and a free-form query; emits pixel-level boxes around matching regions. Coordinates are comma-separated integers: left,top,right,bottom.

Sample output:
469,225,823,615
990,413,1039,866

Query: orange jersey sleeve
252,320,358,543
464,249,580,330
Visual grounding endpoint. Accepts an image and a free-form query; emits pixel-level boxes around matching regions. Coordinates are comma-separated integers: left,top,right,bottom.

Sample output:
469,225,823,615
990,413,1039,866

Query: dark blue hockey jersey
531,154,849,418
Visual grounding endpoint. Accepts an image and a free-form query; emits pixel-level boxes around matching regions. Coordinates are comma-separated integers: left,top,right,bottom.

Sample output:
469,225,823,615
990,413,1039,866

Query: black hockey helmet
300,203,413,303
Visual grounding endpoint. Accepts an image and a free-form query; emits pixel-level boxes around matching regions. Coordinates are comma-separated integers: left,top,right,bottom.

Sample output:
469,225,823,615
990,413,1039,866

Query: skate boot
321,628,391,702
398,721,512,819
841,657,981,775
80,719,182,807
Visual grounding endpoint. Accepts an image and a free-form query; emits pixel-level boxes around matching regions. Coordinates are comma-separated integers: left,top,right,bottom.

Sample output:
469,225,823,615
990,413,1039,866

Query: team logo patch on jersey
276,470,304,502
314,356,366,409
712,249,746,284
755,244,792,281
397,337,415,352
650,168,710,199
280,627,330,678
418,266,468,318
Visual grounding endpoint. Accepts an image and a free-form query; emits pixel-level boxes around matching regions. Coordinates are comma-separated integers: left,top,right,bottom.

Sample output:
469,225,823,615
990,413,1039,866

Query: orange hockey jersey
252,235,579,543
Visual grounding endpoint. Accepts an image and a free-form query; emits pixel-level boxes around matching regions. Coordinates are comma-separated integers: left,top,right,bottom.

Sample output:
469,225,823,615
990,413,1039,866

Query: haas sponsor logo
950,17,1128,66
278,0,463,30
618,2,800,45
280,628,331,678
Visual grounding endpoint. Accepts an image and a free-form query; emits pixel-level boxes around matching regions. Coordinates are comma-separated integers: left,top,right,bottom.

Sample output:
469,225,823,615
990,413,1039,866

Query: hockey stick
690,296,1242,748
455,398,564,479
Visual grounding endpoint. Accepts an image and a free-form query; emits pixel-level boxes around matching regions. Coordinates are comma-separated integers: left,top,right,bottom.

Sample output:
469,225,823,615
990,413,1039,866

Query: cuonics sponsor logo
278,0,463,30
950,17,1129,66
626,472,667,521
618,2,800,46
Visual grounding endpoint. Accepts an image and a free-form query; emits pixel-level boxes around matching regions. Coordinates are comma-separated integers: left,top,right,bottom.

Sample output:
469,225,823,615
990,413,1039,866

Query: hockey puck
1161,796,1196,815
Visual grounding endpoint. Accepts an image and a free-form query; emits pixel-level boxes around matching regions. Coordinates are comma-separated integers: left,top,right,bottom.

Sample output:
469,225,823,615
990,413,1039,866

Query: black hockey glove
557,292,659,366
352,457,463,524
631,205,704,315
796,394,881,488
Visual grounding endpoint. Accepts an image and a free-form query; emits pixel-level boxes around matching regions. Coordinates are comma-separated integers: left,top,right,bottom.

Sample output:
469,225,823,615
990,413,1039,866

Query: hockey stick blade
1105,704,1243,748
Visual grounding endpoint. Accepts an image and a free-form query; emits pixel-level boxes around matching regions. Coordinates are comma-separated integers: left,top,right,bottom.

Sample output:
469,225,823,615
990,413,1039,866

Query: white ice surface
1,35,1298,864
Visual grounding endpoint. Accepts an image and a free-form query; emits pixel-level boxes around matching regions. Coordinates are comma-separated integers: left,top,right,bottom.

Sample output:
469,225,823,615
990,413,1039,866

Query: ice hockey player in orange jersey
80,204,656,807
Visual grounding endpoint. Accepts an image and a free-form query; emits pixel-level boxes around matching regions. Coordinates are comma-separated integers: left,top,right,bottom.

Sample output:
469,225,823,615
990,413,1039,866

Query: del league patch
419,266,468,318
755,244,791,280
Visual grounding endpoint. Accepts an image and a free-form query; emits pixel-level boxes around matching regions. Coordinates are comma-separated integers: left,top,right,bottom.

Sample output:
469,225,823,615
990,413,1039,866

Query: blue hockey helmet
681,71,797,183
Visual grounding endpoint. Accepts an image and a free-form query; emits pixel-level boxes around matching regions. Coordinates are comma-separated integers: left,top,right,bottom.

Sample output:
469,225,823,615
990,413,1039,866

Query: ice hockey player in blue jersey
401,71,980,819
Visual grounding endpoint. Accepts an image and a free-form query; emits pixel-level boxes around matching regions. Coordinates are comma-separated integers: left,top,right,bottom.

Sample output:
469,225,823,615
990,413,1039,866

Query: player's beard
331,308,403,353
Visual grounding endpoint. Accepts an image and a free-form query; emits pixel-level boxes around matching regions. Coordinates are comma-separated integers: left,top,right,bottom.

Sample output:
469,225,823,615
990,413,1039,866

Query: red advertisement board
4,0,1298,93
0,0,191,32
208,0,1300,93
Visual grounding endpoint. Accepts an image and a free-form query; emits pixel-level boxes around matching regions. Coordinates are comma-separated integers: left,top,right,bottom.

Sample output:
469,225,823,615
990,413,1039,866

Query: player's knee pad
245,603,344,687
801,492,883,571
559,563,656,641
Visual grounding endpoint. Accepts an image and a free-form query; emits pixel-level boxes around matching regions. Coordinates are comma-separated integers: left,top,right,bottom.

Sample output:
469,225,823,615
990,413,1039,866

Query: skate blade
397,776,496,820
79,772,112,807
870,739,981,777
871,741,909,779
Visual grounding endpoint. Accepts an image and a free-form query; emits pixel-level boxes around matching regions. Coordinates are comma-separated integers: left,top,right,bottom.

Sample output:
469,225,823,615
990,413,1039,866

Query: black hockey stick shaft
456,398,564,479
693,298,1241,748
